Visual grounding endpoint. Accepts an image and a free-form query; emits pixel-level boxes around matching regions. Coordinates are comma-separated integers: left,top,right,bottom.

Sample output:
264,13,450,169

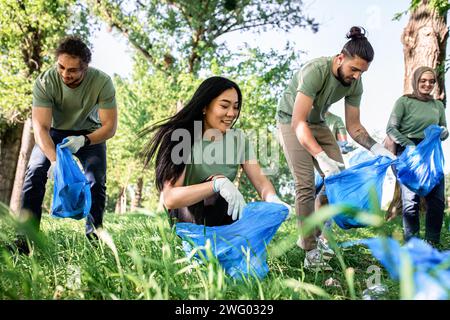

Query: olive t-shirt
277,56,363,125
386,96,447,146
183,129,256,186
32,66,116,131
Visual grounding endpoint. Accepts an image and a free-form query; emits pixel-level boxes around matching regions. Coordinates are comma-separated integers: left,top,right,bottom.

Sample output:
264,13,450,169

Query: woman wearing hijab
386,66,448,247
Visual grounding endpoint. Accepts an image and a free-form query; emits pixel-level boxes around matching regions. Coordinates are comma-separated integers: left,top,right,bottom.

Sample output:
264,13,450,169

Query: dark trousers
20,128,107,235
397,140,445,244
169,193,234,227
400,179,445,243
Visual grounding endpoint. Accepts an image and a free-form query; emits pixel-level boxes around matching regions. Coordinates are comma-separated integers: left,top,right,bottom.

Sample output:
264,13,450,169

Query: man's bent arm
85,108,117,144
32,107,56,162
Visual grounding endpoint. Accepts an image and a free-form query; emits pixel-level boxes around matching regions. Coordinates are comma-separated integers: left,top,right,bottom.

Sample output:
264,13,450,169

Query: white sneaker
317,237,335,260
304,248,333,272
297,237,334,260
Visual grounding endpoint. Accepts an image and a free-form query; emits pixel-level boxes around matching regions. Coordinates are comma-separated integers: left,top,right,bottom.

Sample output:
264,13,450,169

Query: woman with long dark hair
387,66,448,247
142,76,289,226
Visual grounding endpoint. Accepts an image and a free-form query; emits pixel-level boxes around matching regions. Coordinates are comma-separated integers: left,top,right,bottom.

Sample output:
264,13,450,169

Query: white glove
315,151,345,178
60,135,85,154
266,194,292,213
47,161,56,180
213,177,246,220
440,126,449,140
370,143,396,160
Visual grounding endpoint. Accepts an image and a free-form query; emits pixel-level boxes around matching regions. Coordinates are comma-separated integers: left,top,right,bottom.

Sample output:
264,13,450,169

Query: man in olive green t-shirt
16,36,117,253
276,27,395,271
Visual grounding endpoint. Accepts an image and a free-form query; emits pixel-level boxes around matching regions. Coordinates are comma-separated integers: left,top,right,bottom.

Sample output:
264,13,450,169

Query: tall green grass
0,201,448,300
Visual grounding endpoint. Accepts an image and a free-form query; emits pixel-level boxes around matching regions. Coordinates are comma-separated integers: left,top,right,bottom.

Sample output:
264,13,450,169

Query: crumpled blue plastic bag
313,125,444,230
325,156,392,229
341,237,450,300
176,202,288,279
51,139,91,220
315,149,373,196
348,148,375,167
394,124,445,196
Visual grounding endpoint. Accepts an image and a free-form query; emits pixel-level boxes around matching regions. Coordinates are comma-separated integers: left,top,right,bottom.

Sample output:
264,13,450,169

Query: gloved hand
47,161,56,180
370,143,396,160
315,151,345,178
213,177,246,220
266,194,292,212
440,126,449,140
60,136,85,154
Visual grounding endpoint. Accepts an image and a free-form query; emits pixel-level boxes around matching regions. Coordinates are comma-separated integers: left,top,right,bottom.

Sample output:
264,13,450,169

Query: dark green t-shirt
183,129,256,186
32,66,116,131
386,96,447,146
277,56,363,124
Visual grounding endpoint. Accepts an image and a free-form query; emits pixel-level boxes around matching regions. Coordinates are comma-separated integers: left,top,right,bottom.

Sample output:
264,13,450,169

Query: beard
337,66,353,87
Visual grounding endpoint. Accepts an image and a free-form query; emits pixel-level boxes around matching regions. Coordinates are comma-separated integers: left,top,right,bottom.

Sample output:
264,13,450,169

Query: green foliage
107,43,303,209
106,63,203,211
86,0,318,74
0,0,94,129
426,0,450,15
207,44,303,202
393,0,450,21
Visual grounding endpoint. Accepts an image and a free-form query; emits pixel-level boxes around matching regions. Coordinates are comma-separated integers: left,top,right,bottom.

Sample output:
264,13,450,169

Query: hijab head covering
406,66,436,102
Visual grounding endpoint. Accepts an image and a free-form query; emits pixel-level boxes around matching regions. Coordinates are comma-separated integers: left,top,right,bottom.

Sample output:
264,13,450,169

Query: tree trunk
401,1,448,100
0,123,23,204
9,118,34,214
387,1,448,219
115,185,127,214
130,176,143,211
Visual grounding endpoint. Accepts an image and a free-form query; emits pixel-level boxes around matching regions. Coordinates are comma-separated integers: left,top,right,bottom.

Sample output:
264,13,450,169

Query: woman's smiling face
417,71,436,97
203,88,240,134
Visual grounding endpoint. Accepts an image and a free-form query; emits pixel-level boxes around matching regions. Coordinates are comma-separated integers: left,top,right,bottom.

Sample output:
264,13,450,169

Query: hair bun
346,26,366,40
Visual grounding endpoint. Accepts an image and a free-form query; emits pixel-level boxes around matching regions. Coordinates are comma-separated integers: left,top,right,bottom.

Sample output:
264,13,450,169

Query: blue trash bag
315,148,372,196
51,140,91,220
348,148,375,167
176,202,288,279
325,156,392,229
341,237,450,300
394,124,445,196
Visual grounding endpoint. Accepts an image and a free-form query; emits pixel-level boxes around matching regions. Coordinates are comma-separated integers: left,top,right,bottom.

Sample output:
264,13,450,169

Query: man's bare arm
32,107,56,161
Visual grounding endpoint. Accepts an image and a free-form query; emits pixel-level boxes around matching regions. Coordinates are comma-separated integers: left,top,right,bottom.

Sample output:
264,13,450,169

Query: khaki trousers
277,123,344,250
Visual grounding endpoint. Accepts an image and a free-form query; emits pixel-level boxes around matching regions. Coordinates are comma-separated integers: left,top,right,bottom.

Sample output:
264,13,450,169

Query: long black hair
341,26,374,63
141,76,242,191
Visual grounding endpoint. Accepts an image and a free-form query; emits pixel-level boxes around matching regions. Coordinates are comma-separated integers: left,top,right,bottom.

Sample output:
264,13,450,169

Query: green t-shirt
386,96,447,146
183,129,256,186
325,112,347,138
32,66,116,131
277,56,363,124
